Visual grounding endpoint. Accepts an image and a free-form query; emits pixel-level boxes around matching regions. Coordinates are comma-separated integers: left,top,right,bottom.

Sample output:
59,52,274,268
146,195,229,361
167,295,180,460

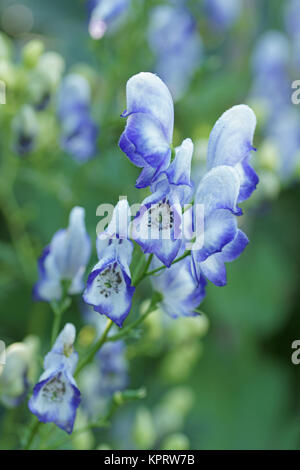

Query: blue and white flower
206,105,258,202
33,206,91,302
131,138,194,267
190,165,249,286
148,4,203,100
28,324,81,434
87,0,130,39
83,200,135,327
57,74,98,162
119,72,174,188
151,255,206,318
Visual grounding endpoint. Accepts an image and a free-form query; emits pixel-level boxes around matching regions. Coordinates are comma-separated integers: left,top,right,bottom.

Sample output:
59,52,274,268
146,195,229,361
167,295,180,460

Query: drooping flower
190,165,249,287
28,324,81,434
83,199,135,327
150,255,206,318
119,72,174,188
148,4,202,100
57,74,98,162
87,0,130,40
131,138,193,267
0,337,39,408
33,206,91,302
206,105,258,202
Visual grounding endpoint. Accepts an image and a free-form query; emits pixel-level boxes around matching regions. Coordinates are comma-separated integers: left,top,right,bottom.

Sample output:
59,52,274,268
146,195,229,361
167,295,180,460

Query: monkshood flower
83,200,135,327
97,341,128,394
251,31,290,112
87,0,130,40
191,166,248,286
28,324,81,434
204,0,241,31
33,206,91,302
119,72,174,188
206,105,258,203
0,337,39,408
148,5,203,100
251,31,300,178
131,138,194,267
79,341,128,417
267,108,300,178
151,255,206,318
57,74,98,162
190,166,249,287
79,309,128,416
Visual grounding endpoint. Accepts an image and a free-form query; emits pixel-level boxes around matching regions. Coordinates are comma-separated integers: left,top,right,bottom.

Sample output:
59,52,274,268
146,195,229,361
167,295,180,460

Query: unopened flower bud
22,39,45,68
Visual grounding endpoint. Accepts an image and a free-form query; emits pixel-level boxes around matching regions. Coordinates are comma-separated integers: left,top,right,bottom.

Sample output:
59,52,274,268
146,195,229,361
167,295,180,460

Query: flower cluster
57,74,99,162
0,34,99,162
29,71,258,437
119,72,258,315
29,324,81,434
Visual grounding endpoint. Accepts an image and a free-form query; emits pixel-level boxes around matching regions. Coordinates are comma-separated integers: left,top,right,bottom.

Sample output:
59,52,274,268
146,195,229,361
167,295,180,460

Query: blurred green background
0,0,300,450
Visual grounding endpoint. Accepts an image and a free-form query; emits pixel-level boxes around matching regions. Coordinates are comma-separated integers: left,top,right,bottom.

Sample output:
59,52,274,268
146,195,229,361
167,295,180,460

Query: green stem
50,296,71,346
133,253,153,286
50,308,62,347
74,319,114,378
139,251,191,283
107,292,162,342
23,419,41,450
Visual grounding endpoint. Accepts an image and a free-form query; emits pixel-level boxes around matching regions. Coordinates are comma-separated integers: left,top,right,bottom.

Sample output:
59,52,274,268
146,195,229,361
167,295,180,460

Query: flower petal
193,208,237,262
83,261,135,327
51,207,91,287
207,104,256,169
151,256,206,318
199,229,249,286
195,165,242,217
165,138,193,187
28,369,81,434
123,72,174,142
124,112,171,168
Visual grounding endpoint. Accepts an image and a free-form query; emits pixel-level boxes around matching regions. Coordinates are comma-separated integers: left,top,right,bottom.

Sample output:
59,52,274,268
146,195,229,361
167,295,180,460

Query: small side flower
28,323,80,434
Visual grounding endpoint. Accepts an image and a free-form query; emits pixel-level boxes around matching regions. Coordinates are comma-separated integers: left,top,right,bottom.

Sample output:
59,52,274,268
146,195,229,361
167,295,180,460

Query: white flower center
97,263,123,298
148,202,174,231
42,375,66,403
